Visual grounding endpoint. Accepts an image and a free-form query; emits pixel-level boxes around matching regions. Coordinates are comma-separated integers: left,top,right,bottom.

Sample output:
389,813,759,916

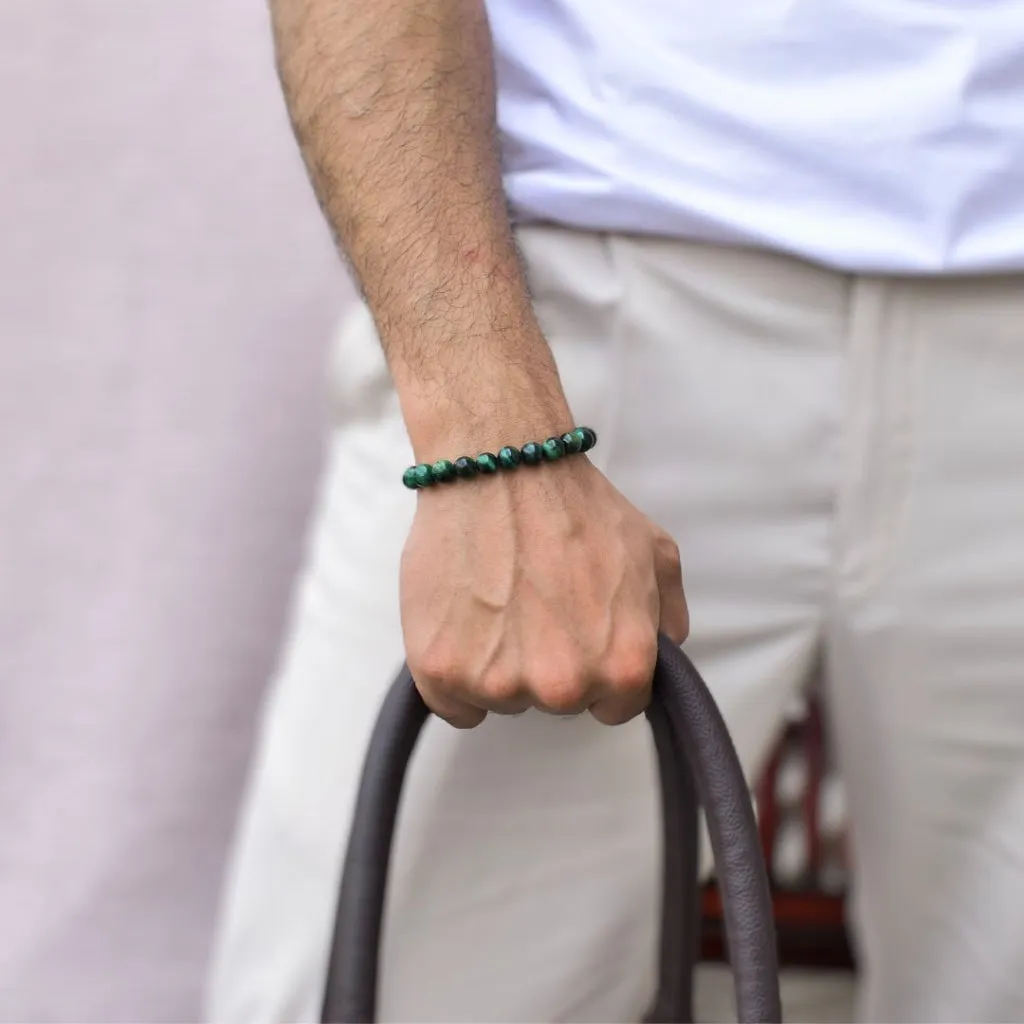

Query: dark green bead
453,456,478,479
561,430,583,454
541,437,566,461
402,466,420,490
431,458,456,483
498,445,522,469
476,452,499,474
521,441,543,465
578,426,598,452
413,463,434,488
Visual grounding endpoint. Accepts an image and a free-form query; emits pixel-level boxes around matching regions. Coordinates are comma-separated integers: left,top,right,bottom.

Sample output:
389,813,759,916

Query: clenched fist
400,454,689,728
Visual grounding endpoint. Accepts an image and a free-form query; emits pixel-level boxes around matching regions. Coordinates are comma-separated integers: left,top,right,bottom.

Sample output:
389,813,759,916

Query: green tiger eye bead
413,463,434,488
578,426,598,452
520,441,544,465
498,445,522,469
476,452,500,474
402,466,420,490
561,430,583,454
453,456,478,479
541,437,566,461
431,458,456,483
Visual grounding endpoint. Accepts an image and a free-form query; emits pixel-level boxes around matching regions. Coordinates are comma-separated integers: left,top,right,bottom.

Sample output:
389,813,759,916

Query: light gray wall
0,2,351,1018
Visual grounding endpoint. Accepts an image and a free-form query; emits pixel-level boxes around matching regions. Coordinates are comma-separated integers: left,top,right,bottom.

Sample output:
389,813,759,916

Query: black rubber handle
321,635,781,1023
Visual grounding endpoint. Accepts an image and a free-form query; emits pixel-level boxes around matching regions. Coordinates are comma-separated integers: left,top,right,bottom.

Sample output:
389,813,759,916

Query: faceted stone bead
476,452,500,474
453,456,478,479
520,442,544,465
578,426,598,452
413,463,434,488
498,445,522,469
402,466,420,490
541,437,566,461
561,430,583,454
432,458,456,483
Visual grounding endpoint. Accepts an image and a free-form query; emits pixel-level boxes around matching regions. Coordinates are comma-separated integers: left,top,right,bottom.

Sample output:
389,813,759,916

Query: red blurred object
700,691,856,969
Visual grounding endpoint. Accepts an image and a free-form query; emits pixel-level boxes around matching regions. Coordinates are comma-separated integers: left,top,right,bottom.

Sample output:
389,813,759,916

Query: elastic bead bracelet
402,426,597,490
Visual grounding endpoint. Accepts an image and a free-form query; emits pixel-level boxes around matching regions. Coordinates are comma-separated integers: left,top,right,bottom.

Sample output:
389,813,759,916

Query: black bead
561,430,583,454
453,456,478,479
432,458,456,483
520,441,544,465
476,452,500,474
413,463,434,488
578,426,598,453
498,445,522,469
541,437,566,461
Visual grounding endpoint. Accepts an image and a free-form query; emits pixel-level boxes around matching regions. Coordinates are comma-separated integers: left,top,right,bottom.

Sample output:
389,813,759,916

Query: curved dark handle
321,636,781,1023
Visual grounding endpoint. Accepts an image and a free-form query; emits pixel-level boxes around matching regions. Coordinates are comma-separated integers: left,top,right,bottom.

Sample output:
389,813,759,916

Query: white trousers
207,227,1024,1023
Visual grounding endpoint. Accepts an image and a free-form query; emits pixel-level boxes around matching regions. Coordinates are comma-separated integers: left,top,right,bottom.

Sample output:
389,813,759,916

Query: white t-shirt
487,0,1024,274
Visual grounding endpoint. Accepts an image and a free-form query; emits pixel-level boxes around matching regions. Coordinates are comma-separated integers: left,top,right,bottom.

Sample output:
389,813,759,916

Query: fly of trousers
207,226,1024,1023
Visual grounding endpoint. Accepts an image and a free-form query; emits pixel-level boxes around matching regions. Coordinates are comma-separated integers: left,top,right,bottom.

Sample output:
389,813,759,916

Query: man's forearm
271,0,570,455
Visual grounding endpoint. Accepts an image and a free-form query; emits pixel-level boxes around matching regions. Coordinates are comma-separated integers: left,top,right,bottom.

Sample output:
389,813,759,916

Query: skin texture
270,0,689,726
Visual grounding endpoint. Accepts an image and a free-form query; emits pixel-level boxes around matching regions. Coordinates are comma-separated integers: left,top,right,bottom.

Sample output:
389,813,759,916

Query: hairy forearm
270,0,570,454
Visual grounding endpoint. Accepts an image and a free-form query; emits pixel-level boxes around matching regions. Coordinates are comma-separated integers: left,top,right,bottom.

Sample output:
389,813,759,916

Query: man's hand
270,0,689,722
401,456,689,728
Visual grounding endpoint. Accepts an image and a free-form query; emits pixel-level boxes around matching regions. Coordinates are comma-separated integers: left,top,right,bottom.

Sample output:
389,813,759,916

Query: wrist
395,338,574,463
403,401,575,464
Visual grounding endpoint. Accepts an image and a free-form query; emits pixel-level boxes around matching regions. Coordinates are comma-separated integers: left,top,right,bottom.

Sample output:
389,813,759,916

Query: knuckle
539,686,589,715
604,637,657,694
480,672,523,708
657,535,683,573
656,527,679,555
414,679,483,729
532,665,590,714
408,645,458,687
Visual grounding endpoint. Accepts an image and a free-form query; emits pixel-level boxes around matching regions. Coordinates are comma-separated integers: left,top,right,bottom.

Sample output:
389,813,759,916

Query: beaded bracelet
402,426,597,490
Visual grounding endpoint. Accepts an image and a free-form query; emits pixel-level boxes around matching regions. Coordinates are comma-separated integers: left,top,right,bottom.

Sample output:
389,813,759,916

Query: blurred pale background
0,5,861,1023
0,2,354,1018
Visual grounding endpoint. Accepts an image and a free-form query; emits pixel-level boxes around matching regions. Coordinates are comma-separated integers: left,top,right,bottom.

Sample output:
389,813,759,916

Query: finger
589,691,649,726
477,692,534,716
414,678,487,729
533,688,593,717
588,636,657,726
654,534,689,644
526,659,593,717
474,672,534,716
